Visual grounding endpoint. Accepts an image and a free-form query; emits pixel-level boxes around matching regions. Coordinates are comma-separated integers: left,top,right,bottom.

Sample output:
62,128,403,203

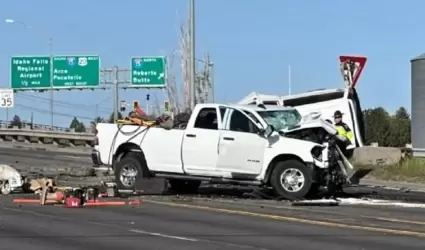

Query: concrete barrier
0,127,95,147
352,146,402,166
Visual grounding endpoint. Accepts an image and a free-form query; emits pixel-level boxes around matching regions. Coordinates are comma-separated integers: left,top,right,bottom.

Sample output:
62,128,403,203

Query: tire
270,160,313,200
1,181,11,195
114,152,149,190
168,179,201,194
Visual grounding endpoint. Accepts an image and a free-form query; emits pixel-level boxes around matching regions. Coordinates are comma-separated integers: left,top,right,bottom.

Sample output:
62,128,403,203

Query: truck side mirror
262,125,275,138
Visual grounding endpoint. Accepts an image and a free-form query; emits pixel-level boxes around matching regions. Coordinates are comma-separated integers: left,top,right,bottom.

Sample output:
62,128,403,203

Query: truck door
182,107,221,176
216,107,266,176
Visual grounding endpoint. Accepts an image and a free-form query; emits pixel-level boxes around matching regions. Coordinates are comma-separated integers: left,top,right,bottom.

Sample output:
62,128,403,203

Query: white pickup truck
92,103,360,199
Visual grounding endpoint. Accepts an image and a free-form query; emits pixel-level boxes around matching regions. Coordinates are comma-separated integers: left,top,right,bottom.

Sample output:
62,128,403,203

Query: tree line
363,106,411,147
69,112,124,133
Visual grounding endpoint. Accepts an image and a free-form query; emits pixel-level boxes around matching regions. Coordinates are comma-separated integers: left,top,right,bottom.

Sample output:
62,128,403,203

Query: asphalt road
0,143,93,176
1,194,425,250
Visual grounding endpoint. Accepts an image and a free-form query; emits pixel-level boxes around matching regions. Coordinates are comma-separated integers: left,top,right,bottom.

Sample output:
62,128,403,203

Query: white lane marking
339,198,425,208
129,229,270,249
129,229,198,242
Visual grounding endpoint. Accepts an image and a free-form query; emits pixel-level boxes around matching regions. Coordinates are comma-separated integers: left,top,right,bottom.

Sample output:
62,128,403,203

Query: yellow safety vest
335,123,353,140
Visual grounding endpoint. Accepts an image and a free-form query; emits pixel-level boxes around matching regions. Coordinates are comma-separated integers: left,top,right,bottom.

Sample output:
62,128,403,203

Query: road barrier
0,121,95,147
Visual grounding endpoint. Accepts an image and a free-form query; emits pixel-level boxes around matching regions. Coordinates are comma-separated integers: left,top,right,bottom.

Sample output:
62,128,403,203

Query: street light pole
5,18,55,129
210,62,215,102
189,0,196,110
49,37,54,129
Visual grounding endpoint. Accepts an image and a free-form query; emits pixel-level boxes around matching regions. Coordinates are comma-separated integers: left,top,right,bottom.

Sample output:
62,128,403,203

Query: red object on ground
135,106,147,116
339,55,367,87
13,198,40,204
65,197,82,208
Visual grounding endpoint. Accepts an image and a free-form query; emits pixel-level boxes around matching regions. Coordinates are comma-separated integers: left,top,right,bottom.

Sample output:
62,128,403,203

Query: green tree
10,115,21,127
90,116,105,132
388,107,411,147
363,107,392,146
69,117,86,133
395,107,410,120
69,117,80,129
75,122,86,132
363,106,411,147
108,112,123,123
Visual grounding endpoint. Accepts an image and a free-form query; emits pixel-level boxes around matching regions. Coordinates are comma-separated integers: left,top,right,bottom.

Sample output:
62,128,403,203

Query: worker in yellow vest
333,110,353,142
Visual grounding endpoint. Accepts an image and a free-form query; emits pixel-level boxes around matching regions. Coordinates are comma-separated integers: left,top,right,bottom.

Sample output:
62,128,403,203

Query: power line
18,94,112,113
15,104,97,120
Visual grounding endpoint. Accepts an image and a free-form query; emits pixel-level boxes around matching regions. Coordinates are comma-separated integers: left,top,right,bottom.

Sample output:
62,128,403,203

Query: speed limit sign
0,89,14,108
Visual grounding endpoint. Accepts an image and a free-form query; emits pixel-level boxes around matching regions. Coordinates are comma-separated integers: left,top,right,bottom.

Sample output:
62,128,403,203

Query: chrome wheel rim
280,168,305,192
120,165,138,188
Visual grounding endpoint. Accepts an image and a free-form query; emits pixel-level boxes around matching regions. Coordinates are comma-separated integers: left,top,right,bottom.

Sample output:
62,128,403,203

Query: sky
0,0,423,128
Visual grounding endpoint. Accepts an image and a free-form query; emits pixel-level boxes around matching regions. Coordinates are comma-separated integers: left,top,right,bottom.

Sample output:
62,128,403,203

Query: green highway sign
53,56,100,88
11,56,51,90
131,57,166,87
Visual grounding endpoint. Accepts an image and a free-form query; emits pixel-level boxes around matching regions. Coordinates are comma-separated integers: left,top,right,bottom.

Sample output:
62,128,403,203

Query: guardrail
0,121,95,147
0,120,76,132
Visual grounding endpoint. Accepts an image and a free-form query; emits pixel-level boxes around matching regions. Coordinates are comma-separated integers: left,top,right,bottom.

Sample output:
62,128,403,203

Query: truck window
229,110,258,134
194,108,218,130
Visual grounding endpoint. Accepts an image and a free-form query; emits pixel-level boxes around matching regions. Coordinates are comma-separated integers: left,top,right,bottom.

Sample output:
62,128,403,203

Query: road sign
0,89,14,108
10,56,51,90
131,57,166,87
339,55,367,88
53,56,100,88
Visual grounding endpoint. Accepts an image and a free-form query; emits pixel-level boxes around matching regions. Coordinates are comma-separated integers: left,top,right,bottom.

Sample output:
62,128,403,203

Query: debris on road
0,164,24,194
291,199,341,206
22,177,56,194
13,181,141,208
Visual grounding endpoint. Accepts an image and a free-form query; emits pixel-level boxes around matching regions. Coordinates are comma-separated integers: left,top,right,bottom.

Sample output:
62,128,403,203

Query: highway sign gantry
11,56,51,90
131,56,166,88
0,89,14,108
52,56,100,88
10,55,100,90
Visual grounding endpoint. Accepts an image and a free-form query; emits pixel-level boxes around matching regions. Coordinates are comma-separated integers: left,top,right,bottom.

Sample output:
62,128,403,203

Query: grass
353,157,425,183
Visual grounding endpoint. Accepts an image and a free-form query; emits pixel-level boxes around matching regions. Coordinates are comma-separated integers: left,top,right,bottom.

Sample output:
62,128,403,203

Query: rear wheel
0,181,11,195
270,160,313,200
114,152,149,190
168,179,201,194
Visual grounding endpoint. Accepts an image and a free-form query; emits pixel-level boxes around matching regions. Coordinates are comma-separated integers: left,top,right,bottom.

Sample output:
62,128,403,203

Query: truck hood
280,112,338,135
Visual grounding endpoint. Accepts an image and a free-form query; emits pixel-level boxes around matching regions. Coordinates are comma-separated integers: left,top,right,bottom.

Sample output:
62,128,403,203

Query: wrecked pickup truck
92,103,365,200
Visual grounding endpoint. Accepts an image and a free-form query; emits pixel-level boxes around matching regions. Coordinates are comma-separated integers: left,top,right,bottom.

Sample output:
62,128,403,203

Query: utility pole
288,65,292,96
210,62,215,102
49,37,54,129
112,66,119,122
99,67,131,121
189,0,196,110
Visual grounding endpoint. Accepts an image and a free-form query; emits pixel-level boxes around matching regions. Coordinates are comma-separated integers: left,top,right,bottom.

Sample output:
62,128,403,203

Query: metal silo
411,53,425,157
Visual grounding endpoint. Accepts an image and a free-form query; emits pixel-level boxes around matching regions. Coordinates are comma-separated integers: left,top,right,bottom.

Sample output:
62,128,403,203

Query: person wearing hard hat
333,110,353,142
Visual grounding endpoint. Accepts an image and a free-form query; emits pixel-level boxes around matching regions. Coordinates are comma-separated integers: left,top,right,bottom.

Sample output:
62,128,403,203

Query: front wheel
270,160,313,200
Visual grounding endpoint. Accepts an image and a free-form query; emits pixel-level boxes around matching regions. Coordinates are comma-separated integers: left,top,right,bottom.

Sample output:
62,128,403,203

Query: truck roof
195,103,296,112
234,104,296,112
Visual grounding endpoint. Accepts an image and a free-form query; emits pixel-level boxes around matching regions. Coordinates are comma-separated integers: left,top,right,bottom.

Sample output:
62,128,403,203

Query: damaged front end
283,116,372,195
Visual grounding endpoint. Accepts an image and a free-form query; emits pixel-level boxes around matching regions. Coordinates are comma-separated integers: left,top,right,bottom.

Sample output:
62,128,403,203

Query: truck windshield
257,109,302,131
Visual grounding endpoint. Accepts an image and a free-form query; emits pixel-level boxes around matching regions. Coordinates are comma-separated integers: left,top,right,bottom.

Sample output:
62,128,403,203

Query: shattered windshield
257,109,302,131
